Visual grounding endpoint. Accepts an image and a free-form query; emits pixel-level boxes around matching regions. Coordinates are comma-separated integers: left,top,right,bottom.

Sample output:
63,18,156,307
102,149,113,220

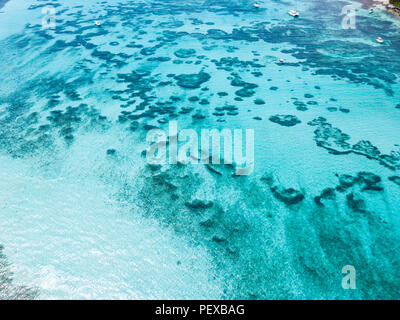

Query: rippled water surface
1,0,400,299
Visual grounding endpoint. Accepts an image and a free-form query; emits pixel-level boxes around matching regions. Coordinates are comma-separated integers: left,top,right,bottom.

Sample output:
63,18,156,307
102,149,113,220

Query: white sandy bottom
0,150,222,299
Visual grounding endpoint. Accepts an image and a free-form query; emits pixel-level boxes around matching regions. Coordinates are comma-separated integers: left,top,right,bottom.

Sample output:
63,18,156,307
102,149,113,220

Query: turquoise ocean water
0,0,400,299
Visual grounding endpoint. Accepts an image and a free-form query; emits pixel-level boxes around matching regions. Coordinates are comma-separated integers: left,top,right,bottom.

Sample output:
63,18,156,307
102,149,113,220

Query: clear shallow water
0,0,400,299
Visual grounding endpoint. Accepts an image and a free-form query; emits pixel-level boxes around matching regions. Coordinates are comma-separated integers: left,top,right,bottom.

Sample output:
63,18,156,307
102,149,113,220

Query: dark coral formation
174,72,211,89
346,193,367,213
314,187,336,206
174,48,196,58
388,175,400,186
308,117,400,170
336,172,383,193
269,114,301,127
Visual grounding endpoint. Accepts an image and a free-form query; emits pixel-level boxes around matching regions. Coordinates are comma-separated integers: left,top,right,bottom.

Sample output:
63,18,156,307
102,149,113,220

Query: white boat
376,37,383,43
288,10,299,17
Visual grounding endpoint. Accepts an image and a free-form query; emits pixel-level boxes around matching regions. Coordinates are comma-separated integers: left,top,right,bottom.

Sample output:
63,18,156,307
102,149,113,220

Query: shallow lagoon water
0,0,400,299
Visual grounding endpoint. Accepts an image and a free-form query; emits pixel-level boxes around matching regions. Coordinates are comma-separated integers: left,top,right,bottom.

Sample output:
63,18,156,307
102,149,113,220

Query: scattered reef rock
308,117,400,170
213,57,264,69
207,28,229,39
337,174,357,189
140,45,161,56
336,172,383,192
235,88,255,98
269,114,301,127
174,72,211,89
346,193,367,213
188,96,199,102
254,98,265,105
151,173,178,192
205,164,223,176
185,199,214,210
307,117,351,153
388,176,400,186
106,148,116,156
270,185,304,205
174,48,196,58
357,172,383,191
314,187,336,206
353,140,381,158
231,77,258,98
212,235,227,243
260,173,274,186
